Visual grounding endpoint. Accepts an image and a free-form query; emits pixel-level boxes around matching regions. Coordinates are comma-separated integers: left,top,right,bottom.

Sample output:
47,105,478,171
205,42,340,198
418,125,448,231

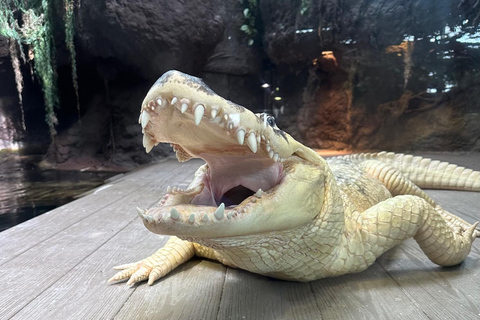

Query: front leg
108,236,195,286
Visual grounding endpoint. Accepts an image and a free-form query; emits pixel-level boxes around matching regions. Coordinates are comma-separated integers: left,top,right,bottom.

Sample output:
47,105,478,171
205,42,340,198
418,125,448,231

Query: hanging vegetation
64,0,80,125
0,0,79,138
7,36,26,130
240,0,258,46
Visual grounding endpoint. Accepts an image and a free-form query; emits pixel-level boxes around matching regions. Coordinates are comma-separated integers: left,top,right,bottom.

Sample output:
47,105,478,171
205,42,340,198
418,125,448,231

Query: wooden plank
217,268,322,320
426,190,480,222
21,222,172,319
0,160,201,319
376,237,480,320
114,259,226,320
9,221,167,320
309,263,429,320
0,160,185,264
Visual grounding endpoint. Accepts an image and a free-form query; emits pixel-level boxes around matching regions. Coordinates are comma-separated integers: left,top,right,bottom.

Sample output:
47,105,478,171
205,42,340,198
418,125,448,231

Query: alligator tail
339,152,480,191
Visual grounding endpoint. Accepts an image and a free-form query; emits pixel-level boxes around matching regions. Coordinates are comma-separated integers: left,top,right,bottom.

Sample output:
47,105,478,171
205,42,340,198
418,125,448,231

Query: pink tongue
191,154,283,207
190,165,281,207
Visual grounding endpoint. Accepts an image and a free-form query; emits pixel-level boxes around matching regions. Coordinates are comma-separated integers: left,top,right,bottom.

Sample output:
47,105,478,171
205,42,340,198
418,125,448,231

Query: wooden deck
1,153,479,320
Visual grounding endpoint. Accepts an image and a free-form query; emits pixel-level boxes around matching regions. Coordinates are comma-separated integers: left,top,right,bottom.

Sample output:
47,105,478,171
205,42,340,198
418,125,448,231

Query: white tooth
256,134,261,143
246,133,257,153
156,98,163,107
194,105,205,125
141,111,151,129
170,208,180,220
236,129,245,145
255,189,263,197
181,103,188,113
138,112,142,124
137,207,153,223
227,212,233,219
228,123,234,130
142,134,148,147
214,203,225,220
268,150,274,158
145,142,154,153
188,214,195,223
224,114,229,121
202,214,209,222
167,186,172,193
266,144,271,152
273,153,279,162
136,207,146,217
211,108,218,119
171,97,178,105
143,135,154,153
229,113,240,126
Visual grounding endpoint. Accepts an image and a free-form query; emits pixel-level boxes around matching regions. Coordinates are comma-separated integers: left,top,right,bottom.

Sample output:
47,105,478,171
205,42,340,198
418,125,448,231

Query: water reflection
0,153,117,232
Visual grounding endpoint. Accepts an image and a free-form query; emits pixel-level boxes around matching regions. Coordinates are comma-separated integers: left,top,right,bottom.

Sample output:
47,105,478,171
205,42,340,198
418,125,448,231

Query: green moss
0,0,79,138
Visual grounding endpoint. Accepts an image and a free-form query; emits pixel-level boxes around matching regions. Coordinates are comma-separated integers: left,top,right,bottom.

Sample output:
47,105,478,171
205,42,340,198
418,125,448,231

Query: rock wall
1,0,479,168
259,0,480,151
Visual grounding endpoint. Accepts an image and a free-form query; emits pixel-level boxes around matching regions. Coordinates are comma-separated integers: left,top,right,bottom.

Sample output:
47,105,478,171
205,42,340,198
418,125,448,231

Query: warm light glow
0,141,20,151
274,97,282,101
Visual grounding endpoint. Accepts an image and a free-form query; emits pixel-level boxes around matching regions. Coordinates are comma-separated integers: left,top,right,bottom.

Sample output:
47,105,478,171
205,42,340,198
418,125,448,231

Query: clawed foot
108,237,196,286
108,259,166,286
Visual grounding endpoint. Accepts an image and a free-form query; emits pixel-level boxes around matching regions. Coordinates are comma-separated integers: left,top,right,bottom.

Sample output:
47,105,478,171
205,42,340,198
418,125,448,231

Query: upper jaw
139,70,292,163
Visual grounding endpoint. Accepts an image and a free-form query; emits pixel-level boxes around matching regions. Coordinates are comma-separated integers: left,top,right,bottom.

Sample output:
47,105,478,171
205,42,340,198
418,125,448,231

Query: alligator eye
267,116,276,127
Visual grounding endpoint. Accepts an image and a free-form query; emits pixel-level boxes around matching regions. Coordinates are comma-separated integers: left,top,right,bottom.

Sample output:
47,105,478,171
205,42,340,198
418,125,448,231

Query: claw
112,262,138,270
127,266,150,286
108,268,136,284
148,265,164,285
470,221,480,239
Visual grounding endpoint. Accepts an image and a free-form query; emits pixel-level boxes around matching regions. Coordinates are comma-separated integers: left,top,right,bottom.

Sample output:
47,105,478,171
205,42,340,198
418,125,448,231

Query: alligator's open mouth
137,71,324,238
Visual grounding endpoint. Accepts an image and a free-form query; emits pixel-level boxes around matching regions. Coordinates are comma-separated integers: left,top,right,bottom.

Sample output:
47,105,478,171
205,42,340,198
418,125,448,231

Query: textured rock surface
76,0,225,78
1,0,480,168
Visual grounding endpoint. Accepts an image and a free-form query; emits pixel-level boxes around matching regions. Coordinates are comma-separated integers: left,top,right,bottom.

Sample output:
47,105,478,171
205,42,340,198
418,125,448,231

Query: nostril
218,185,255,207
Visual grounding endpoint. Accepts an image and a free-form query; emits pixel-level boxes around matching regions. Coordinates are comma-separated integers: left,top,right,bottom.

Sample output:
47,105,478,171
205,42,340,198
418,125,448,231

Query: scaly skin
109,70,480,286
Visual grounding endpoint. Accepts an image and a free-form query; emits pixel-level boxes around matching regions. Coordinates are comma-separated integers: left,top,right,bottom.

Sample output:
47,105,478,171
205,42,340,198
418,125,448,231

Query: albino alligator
109,70,480,286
